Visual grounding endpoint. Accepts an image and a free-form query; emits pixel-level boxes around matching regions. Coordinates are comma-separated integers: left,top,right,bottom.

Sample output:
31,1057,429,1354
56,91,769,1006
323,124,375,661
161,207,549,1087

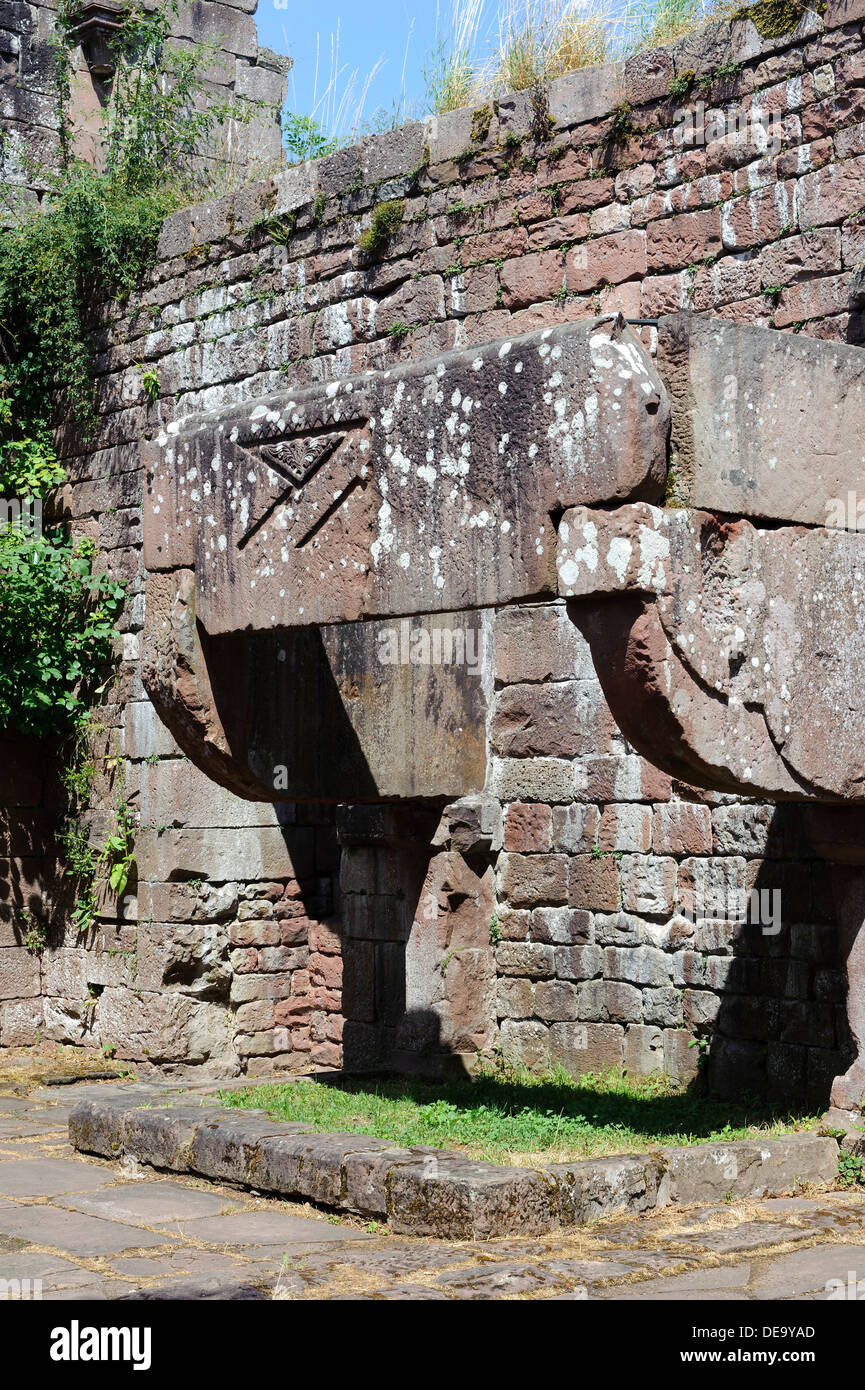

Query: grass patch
219,1066,820,1165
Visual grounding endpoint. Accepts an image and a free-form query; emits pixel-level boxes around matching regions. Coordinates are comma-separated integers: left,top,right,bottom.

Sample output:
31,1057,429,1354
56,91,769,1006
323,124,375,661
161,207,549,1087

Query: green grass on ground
218,1067,820,1165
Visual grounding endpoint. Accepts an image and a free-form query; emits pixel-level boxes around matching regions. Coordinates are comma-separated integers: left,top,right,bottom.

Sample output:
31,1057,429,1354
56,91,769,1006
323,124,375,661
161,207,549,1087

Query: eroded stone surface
559,502,865,802
0,1086,861,1301
141,318,667,803
659,314,865,527
69,1092,840,1239
143,319,668,630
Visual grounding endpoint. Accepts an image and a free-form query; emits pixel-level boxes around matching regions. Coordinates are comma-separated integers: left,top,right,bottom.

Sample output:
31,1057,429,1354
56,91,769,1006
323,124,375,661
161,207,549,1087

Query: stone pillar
828,868,865,1115
337,797,500,1076
802,808,865,1123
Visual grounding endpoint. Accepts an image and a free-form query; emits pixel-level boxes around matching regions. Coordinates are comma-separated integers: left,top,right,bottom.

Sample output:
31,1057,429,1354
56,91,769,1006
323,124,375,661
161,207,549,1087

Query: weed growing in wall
358,198,405,254
0,0,245,932
0,0,241,440
0,533,124,738
0,0,242,741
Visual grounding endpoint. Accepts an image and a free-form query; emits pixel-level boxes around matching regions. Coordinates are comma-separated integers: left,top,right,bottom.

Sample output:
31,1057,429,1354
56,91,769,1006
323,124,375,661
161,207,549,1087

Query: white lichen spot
606,536,632,584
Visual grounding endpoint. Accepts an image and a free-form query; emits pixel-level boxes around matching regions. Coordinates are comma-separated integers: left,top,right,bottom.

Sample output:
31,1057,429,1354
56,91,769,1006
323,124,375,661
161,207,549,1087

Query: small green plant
471,103,494,144
608,101,634,144
100,794,136,899
140,365,159,401
665,463,689,509
489,914,502,946
668,68,696,98
0,533,125,738
733,0,806,39
423,9,479,117
698,59,743,94
283,113,339,165
358,199,404,255
19,912,48,954
439,946,465,976
258,213,297,246
627,0,706,52
838,1151,865,1188
0,401,65,497
387,320,410,343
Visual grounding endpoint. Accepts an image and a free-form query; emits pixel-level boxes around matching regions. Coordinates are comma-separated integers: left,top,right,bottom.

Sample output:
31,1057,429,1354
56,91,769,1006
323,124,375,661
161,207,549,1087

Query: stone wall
489,602,848,1108
0,0,289,218
0,3,861,1097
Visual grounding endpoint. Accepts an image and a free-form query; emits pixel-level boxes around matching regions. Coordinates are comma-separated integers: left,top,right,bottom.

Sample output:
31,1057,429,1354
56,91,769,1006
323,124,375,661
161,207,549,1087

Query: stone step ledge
68,1095,839,1239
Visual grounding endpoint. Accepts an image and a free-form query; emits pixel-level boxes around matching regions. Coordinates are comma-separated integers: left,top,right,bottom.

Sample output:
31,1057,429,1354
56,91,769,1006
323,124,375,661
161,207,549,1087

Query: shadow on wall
331,795,851,1109
0,733,65,949
702,804,852,1111
337,802,499,1079
203,626,380,803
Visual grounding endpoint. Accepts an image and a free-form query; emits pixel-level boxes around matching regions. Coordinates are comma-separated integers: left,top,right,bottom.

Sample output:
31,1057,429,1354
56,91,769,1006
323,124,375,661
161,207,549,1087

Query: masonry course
0,5,862,1108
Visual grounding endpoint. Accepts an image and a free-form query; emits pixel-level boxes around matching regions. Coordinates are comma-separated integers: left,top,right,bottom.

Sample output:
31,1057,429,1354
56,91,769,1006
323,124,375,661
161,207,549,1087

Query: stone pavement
1,1083,864,1301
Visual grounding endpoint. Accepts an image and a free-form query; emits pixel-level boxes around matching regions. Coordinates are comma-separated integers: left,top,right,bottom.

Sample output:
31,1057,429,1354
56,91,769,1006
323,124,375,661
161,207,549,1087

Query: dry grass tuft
424,0,729,115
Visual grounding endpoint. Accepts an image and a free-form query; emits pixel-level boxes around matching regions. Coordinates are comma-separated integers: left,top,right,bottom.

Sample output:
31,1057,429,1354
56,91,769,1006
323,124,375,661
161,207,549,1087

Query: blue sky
255,1,472,136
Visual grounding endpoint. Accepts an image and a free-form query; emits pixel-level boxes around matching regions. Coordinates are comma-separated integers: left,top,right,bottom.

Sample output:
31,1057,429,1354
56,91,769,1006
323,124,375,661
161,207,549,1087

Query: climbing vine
0,0,246,930
0,0,240,441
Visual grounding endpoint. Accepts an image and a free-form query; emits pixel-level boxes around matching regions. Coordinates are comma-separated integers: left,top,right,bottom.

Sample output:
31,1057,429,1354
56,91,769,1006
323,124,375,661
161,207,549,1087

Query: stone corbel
64,1,126,76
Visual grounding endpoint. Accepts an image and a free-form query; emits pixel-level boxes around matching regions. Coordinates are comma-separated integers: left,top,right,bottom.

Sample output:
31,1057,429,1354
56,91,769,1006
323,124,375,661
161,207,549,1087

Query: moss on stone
358,198,404,255
471,103,494,145
733,0,808,38
668,69,696,98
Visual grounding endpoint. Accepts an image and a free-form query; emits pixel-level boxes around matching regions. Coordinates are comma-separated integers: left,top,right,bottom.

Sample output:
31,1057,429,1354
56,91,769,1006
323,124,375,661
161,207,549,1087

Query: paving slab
41,1281,135,1301
0,1250,94,1283
0,1205,176,1256
749,1242,865,1298
0,1143,51,1159
433,1261,571,1299
62,1180,245,1225
664,1221,810,1254
289,1242,470,1279
169,1210,373,1248
611,1249,699,1273
0,1158,115,1198
541,1255,640,1283
375,1284,452,1300
119,1276,272,1300
109,1248,255,1281
0,1120,62,1138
